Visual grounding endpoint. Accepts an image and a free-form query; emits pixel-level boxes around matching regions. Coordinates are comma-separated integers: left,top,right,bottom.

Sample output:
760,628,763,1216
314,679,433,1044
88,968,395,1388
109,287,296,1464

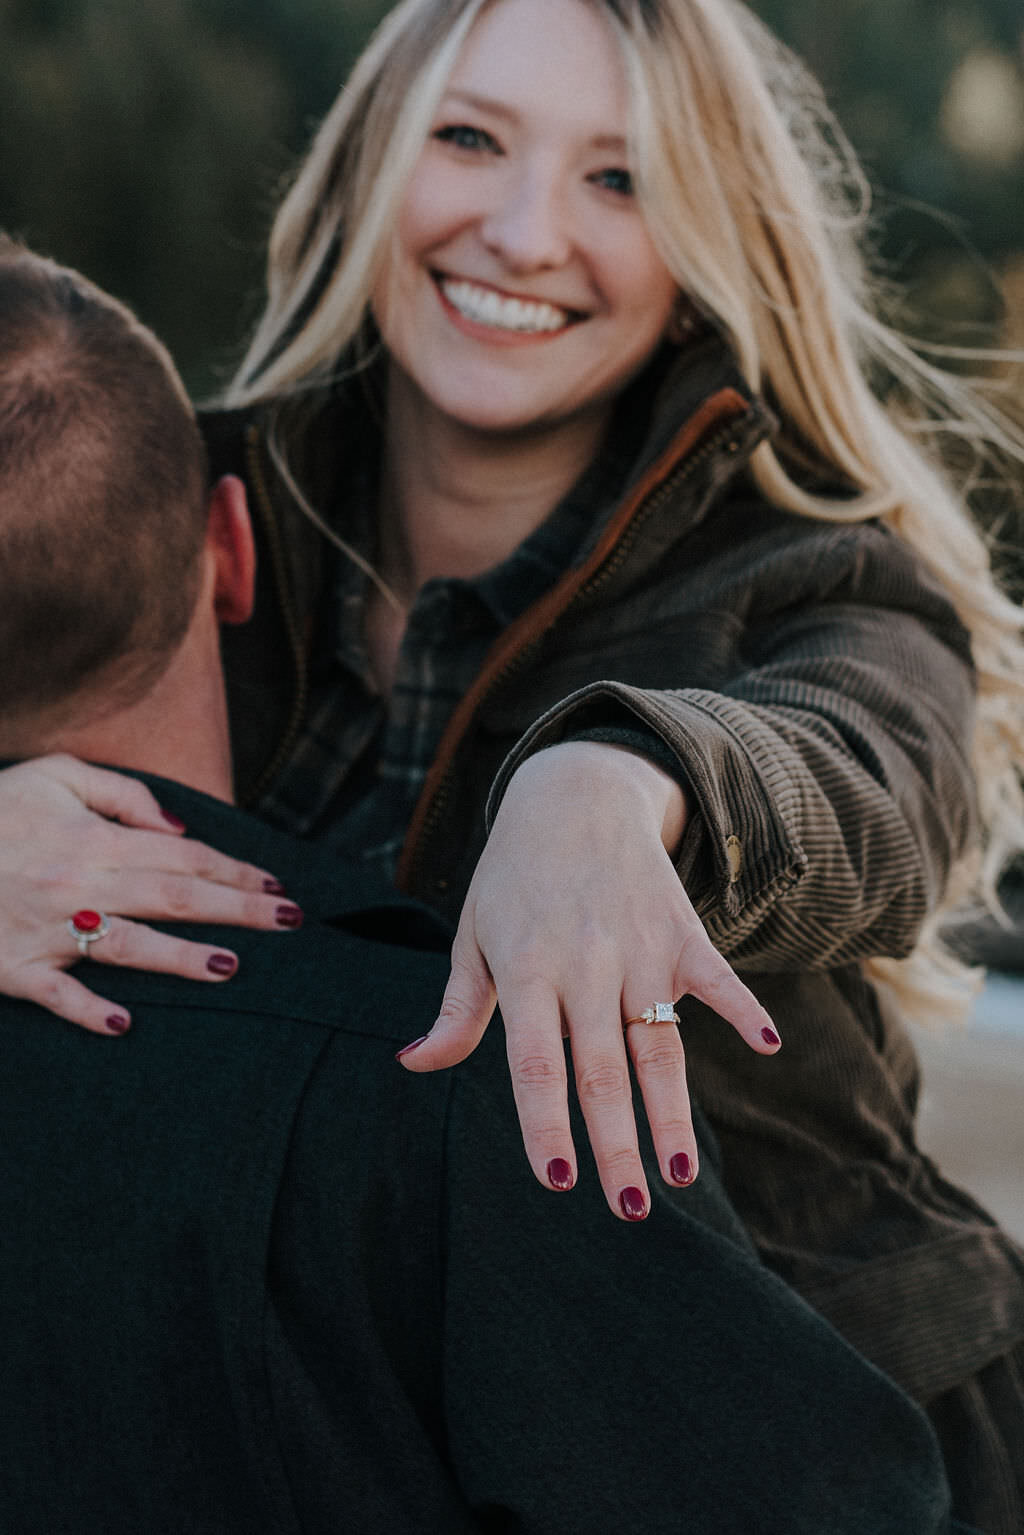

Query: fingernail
276,905,304,930
207,953,238,977
396,1036,429,1061
106,1014,131,1035
619,1187,648,1222
762,1026,781,1047
160,809,186,831
547,1158,575,1191
670,1152,695,1186
263,879,287,896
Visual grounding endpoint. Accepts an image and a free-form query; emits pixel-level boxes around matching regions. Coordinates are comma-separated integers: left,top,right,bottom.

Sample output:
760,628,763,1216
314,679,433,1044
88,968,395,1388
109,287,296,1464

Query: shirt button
436,878,450,893
726,836,742,884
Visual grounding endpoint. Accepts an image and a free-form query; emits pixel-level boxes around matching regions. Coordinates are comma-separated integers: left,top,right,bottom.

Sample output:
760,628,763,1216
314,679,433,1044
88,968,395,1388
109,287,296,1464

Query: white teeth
441,279,571,334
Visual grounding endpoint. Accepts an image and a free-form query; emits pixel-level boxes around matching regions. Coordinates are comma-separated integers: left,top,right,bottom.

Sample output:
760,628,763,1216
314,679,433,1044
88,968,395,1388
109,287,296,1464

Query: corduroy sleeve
486,517,979,972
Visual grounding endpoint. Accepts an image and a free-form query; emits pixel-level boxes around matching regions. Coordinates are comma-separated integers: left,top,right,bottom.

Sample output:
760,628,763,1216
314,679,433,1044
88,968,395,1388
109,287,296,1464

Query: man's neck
3,621,236,803
53,706,235,803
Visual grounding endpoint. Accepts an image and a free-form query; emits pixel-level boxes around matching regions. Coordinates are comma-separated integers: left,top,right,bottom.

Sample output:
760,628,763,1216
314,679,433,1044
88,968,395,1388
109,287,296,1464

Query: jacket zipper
398,410,753,895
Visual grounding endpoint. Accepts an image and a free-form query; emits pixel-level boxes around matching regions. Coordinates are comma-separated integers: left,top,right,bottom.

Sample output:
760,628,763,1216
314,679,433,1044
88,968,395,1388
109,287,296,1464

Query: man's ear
207,475,256,626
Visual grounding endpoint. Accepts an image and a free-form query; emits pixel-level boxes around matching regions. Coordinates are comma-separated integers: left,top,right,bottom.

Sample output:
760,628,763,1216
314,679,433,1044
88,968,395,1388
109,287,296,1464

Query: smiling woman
374,0,678,443
2,1,1024,1525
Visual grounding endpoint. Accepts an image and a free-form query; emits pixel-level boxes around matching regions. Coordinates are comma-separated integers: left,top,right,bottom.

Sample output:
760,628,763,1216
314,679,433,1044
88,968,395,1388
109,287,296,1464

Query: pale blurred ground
910,973,1024,1243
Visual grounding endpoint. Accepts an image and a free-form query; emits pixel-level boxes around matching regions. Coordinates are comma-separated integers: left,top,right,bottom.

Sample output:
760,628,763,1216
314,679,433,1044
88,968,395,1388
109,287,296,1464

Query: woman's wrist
506,741,689,859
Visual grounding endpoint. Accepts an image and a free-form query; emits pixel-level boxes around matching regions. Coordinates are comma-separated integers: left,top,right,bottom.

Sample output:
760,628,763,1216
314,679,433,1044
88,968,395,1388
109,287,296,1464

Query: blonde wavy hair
227,0,1024,1023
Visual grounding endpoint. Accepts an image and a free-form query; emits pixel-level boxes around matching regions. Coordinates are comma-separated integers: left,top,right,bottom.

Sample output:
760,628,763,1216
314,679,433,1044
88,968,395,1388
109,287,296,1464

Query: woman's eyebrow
442,88,518,123
439,89,628,154
590,133,629,154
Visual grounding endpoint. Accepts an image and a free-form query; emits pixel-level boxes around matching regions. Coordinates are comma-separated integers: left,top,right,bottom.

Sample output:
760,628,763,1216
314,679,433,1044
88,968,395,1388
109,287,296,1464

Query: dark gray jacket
202,338,1024,1523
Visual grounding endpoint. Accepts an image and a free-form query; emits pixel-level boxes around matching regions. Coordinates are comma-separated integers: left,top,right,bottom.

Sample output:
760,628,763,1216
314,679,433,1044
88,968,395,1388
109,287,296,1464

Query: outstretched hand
398,742,781,1220
0,755,301,1035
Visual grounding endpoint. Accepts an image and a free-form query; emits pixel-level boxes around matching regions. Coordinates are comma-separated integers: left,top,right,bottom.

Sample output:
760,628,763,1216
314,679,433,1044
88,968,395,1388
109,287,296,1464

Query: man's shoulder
76,771,453,1044
133,772,449,933
95,914,450,1047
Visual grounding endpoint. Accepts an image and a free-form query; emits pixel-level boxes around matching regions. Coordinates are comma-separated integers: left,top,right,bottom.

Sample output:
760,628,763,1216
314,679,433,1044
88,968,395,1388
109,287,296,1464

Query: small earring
668,295,700,346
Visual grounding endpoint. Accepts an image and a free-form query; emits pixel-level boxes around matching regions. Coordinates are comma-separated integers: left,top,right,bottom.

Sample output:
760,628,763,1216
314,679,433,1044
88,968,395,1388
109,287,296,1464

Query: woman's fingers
32,821,295,927
9,906,297,1036
397,923,497,1068
624,1014,699,1189
9,963,137,1037
11,916,244,1037
77,863,301,929
36,754,195,832
409,745,783,1219
500,978,578,1196
0,756,306,1036
102,822,281,895
613,929,778,1197
81,917,242,983
567,997,651,1220
672,926,782,1054
398,926,584,1196
417,919,779,1218
10,924,241,1037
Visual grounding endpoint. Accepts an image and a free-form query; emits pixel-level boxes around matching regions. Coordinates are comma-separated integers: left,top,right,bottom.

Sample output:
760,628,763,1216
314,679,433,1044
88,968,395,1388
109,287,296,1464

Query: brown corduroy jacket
204,337,1024,1413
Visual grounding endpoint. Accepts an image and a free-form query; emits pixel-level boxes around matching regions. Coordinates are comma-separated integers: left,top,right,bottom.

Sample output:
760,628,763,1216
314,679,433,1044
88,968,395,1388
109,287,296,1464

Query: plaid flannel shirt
255,436,638,877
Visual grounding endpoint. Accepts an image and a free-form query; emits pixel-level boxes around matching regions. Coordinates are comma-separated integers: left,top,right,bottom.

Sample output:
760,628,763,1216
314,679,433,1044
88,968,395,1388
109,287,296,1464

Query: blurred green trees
758,0,1024,342
1,0,1022,399
0,0,382,393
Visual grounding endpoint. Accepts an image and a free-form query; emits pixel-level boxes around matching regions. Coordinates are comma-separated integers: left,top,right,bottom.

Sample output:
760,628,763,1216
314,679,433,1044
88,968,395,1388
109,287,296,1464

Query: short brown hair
0,237,208,727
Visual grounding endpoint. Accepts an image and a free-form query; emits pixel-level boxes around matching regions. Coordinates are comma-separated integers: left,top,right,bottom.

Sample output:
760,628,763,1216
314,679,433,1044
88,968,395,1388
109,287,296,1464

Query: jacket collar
215,327,773,554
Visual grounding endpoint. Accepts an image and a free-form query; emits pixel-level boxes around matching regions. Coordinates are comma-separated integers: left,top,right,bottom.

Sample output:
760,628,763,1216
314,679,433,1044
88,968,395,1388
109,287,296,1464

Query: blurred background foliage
760,0,1024,318
1,3,1022,480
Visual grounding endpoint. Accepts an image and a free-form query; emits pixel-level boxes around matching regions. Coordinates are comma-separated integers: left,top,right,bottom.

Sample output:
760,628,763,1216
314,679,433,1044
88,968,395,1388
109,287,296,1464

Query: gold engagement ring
624,1003,681,1027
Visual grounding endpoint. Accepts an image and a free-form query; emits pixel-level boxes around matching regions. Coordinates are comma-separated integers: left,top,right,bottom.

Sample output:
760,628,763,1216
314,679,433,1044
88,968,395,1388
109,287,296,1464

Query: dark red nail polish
762,1026,781,1047
160,809,186,831
547,1158,575,1191
396,1036,429,1061
276,905,304,930
106,1015,131,1035
619,1186,648,1222
670,1152,695,1186
263,879,287,896
207,953,238,977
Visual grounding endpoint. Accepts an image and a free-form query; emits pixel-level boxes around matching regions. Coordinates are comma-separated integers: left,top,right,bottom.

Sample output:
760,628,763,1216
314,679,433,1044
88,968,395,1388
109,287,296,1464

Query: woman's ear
666,293,701,346
206,475,256,626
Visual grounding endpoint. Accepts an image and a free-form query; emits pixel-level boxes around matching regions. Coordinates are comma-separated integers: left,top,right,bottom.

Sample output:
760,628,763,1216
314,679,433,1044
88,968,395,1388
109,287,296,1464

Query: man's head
0,239,252,790
0,236,210,728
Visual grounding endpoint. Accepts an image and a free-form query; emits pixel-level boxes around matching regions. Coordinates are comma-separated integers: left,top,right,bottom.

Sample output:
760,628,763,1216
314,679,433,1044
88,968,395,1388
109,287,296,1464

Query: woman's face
374,0,679,440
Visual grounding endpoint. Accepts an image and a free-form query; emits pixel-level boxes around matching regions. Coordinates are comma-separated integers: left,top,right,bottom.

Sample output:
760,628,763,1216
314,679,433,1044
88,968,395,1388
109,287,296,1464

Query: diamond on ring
67,909,111,958
625,1002,681,1027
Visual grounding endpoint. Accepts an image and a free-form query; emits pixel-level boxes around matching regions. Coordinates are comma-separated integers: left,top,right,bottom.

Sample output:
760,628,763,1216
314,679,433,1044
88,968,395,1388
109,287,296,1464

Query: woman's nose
479,165,572,272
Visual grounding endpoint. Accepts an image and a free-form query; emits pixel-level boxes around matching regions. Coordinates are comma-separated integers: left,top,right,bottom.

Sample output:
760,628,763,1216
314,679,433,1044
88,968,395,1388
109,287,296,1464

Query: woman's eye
433,124,501,154
591,167,634,197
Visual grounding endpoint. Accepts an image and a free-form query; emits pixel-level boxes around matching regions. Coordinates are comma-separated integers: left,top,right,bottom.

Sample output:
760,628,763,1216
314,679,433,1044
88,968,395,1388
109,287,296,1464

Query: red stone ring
67,909,112,958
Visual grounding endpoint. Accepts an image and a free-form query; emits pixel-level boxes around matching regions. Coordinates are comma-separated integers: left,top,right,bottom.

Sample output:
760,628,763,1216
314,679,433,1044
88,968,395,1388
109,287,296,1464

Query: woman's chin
429,387,609,443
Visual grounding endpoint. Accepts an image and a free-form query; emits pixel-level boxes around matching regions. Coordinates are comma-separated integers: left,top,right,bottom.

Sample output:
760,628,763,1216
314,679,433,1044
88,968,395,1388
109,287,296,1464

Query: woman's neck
377,363,609,599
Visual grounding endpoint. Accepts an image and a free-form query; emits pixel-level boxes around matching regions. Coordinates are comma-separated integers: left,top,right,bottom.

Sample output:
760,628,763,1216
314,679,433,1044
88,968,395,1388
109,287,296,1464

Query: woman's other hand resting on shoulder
0,755,297,1035
0,747,779,1221
398,742,781,1221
